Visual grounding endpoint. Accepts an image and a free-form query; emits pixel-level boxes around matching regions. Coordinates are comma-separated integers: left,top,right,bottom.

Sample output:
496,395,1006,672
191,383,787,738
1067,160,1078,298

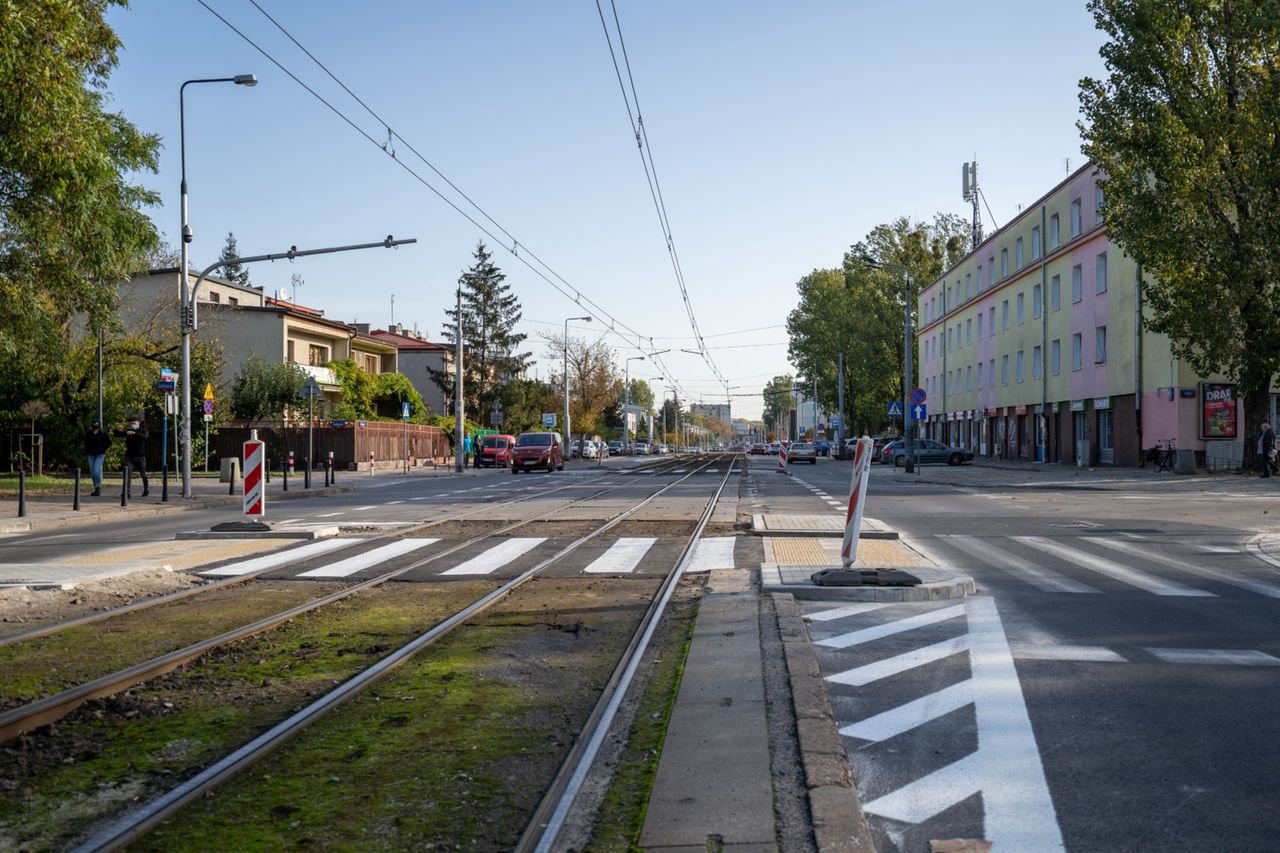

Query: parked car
571,439,599,459
750,442,767,455
478,433,517,468
511,432,565,473
607,440,625,456
634,441,650,455
886,439,974,467
788,441,818,464
766,442,782,455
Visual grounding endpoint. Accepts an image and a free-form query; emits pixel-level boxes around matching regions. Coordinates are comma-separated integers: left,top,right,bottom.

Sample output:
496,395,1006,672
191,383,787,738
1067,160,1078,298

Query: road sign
830,415,842,429
203,399,214,416
299,376,323,400
911,387,927,405
203,383,214,401
155,367,176,393
402,401,411,420
887,401,903,417
203,413,213,423
542,412,557,428
911,403,927,421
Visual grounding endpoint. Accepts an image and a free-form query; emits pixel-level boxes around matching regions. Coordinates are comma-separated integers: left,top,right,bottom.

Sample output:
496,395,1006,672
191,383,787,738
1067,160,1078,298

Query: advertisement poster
1201,382,1237,439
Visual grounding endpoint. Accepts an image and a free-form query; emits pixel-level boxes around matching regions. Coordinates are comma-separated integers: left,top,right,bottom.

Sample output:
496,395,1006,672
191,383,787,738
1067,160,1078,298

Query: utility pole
836,351,845,449
455,286,464,473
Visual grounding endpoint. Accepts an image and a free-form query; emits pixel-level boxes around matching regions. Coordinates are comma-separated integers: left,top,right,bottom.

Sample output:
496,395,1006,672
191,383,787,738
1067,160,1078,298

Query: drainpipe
1135,262,1144,465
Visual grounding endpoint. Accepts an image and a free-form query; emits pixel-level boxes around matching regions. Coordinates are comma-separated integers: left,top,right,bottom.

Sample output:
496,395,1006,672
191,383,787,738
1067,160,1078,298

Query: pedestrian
1259,422,1275,477
84,420,112,496
463,433,472,466
121,416,150,497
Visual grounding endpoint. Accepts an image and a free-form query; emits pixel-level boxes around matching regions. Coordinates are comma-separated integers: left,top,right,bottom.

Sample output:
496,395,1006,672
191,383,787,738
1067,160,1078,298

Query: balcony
298,363,337,386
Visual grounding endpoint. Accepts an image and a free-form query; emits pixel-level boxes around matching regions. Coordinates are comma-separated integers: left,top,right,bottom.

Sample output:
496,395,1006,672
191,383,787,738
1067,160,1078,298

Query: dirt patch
0,568,206,637
498,520,697,539
404,519,509,539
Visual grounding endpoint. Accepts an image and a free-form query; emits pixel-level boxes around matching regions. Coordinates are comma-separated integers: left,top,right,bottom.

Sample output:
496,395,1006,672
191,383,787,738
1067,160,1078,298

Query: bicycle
1146,439,1176,472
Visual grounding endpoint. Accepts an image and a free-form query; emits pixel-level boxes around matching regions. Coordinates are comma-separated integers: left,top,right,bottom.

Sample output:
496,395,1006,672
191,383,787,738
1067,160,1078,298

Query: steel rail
517,457,739,852
73,454,734,853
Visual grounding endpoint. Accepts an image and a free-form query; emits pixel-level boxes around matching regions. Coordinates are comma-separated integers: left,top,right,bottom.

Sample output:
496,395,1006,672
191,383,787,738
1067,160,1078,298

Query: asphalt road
750,454,1280,853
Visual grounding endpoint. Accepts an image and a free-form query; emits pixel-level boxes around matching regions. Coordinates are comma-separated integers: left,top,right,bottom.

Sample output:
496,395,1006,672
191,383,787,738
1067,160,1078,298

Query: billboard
1200,382,1237,439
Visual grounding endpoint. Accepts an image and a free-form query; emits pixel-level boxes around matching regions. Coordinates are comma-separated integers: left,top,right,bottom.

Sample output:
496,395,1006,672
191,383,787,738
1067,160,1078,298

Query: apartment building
916,162,1248,468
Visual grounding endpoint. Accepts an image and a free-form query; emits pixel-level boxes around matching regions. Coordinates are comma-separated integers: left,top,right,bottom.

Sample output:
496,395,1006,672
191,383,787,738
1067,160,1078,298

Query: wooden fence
214,421,449,470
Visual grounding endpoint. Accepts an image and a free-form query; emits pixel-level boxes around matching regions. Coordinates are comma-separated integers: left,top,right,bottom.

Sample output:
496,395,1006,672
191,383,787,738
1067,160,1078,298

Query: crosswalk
198,536,743,582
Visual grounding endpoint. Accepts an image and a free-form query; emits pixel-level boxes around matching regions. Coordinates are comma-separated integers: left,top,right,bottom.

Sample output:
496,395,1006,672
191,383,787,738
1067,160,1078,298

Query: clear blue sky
105,1,1106,420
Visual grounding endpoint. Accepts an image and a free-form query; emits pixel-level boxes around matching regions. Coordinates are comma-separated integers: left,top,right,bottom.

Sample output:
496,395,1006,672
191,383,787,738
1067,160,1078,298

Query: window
1015,237,1024,270
1096,252,1108,293
1001,248,1009,278
308,344,329,366
977,312,984,338
987,258,995,287
966,318,972,344
931,296,936,319
948,327,953,352
1001,354,1009,385
1095,325,1107,364
1033,283,1042,318
966,365,973,390
1033,345,1042,379
989,358,995,384
1031,225,1042,260
359,353,379,374
1001,300,1009,330
1016,293,1025,325
925,338,931,360
1050,213,1060,248
1072,333,1083,370
209,291,221,304
1070,198,1082,237
287,341,296,363
1095,181,1105,217
989,306,996,334
1051,339,1061,374
1072,264,1083,303
1016,350,1025,383
977,361,985,388
227,296,239,307
1051,274,1061,311
977,265,983,291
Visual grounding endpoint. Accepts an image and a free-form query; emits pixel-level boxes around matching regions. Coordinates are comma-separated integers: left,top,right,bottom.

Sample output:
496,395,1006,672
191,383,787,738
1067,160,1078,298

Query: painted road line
827,635,969,687
1016,536,1215,597
1086,537,1280,598
864,751,984,824
294,540,440,578
386,500,405,505
1144,648,1280,666
351,505,378,512
945,535,1100,594
441,538,547,576
685,537,737,573
315,511,344,518
805,602,890,623
582,537,658,574
841,679,973,742
817,604,966,650
200,539,362,577
1010,643,1128,662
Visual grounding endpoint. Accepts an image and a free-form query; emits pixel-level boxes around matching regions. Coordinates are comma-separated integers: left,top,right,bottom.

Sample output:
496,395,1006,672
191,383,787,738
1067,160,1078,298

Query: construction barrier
243,436,265,518
840,435,874,567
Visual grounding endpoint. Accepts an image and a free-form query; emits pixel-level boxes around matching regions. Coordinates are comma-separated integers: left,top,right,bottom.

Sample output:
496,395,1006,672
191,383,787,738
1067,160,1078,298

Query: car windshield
516,433,553,447
793,442,813,450
483,437,508,449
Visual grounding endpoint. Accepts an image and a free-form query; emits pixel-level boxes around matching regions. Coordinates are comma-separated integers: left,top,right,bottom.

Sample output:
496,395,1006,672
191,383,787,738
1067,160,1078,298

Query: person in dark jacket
1261,422,1276,478
84,421,112,496
121,417,150,496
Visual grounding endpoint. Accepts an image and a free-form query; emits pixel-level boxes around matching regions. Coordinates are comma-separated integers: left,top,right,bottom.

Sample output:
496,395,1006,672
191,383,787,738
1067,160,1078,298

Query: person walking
122,417,150,497
83,421,111,496
1261,422,1276,478
463,433,472,467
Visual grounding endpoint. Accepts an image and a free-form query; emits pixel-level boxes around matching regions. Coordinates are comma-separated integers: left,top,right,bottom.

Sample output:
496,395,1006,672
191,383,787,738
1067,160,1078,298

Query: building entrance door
1098,410,1115,464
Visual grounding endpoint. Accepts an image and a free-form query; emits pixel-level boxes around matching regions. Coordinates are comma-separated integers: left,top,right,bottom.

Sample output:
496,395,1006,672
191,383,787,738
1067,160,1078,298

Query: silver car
787,441,818,464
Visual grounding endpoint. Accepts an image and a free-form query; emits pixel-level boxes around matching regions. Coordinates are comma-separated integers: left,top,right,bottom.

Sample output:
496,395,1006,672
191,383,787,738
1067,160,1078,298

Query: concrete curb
772,592,875,852
764,572,976,602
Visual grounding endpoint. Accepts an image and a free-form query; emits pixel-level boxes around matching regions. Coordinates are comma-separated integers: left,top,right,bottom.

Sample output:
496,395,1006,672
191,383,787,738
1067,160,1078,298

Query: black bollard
229,468,235,495
282,459,289,492
325,460,332,487
161,462,169,502
17,470,26,518
266,462,271,484
304,457,311,490
121,465,130,507
73,469,81,511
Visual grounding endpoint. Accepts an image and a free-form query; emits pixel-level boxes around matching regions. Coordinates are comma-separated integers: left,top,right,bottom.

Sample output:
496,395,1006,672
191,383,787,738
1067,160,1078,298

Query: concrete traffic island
760,535,975,602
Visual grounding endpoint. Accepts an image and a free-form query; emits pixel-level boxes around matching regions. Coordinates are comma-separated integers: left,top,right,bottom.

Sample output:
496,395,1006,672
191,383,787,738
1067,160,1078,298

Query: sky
104,1,1108,421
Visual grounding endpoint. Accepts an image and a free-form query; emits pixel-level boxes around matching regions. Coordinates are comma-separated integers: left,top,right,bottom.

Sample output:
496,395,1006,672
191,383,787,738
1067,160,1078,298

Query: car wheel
894,455,904,468
557,462,564,471
810,459,816,464
948,453,963,466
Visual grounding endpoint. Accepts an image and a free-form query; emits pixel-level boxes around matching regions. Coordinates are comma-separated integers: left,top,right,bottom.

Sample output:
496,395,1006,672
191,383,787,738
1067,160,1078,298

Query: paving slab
752,513,896,539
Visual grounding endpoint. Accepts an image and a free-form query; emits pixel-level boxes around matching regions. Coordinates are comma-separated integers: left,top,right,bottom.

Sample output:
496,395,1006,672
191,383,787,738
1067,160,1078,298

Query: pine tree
218,232,250,286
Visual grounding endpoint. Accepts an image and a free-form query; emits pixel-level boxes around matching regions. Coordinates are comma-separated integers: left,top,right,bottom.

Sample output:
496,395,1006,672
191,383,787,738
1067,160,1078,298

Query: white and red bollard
776,443,788,473
368,451,375,476
243,434,266,519
287,450,295,475
840,435,875,567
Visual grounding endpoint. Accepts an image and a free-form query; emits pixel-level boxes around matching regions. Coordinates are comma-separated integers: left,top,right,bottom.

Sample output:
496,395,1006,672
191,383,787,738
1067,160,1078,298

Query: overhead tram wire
199,1,697,400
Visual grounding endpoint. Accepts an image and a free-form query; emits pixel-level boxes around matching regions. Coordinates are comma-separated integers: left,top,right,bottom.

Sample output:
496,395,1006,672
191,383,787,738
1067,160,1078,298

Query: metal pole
623,360,630,453
308,395,314,482
97,327,104,426
837,350,846,449
903,269,916,473
204,418,209,473
455,287,464,473
563,318,571,453
73,469,81,511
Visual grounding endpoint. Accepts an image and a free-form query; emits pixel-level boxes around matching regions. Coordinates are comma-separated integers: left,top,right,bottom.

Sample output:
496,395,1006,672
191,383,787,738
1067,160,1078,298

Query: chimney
353,322,370,335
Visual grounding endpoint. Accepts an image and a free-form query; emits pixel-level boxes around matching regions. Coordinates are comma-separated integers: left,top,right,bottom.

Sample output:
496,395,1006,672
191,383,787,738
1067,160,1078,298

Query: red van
478,434,517,468
511,432,564,473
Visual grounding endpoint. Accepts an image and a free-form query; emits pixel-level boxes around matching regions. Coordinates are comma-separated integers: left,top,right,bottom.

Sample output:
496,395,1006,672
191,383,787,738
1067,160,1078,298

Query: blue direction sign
887,401,903,417
402,401,411,420
911,386,927,405
911,403,928,421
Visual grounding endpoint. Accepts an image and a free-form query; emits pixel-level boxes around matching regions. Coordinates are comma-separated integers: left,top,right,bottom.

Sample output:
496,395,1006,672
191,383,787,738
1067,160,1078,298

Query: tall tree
430,242,530,421
761,374,794,434
1079,0,1280,469
218,232,250,286
0,0,160,361
541,331,621,444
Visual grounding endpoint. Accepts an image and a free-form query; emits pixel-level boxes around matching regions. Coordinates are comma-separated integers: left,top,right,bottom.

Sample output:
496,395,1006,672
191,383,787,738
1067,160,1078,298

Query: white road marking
386,500,405,505
1010,643,1127,662
442,538,547,575
200,538,362,577
685,537,737,573
1016,536,1215,597
818,605,966,650
315,511,344,518
295,539,440,578
805,602,890,622
351,505,378,512
827,635,969,686
864,751,983,824
582,537,658,574
1087,537,1280,598
1144,648,1280,666
841,679,973,742
944,535,1100,594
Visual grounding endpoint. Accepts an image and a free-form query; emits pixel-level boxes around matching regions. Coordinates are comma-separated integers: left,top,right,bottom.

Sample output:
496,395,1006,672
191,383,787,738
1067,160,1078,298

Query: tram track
59,454,738,852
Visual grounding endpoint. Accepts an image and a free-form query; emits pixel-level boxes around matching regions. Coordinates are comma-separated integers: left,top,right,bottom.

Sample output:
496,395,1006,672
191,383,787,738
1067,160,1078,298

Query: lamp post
178,74,257,499
860,256,915,473
646,376,663,448
563,315,592,451
623,355,645,453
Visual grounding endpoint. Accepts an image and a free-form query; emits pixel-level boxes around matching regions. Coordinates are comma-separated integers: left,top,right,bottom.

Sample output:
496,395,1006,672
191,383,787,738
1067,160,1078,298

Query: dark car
478,434,517,468
511,432,564,473
887,439,974,467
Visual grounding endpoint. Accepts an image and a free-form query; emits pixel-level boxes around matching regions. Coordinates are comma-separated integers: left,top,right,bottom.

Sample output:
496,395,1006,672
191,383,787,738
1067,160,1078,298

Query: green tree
1079,0,1280,469
761,374,794,434
430,243,530,421
230,355,306,422
329,359,377,421
0,1,160,362
217,232,250,286
542,331,621,444
498,377,558,435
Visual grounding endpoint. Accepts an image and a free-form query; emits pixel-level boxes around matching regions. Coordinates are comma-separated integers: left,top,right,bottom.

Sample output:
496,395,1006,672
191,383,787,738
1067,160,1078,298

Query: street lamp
178,74,257,498
563,315,592,451
860,255,915,473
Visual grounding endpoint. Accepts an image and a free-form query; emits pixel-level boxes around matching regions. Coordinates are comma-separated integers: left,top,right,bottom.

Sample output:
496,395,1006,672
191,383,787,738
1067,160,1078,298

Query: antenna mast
962,161,983,247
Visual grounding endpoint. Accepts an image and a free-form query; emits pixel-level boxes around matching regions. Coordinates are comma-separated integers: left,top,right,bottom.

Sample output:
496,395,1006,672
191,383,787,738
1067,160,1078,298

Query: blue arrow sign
887,401,903,417
912,403,927,421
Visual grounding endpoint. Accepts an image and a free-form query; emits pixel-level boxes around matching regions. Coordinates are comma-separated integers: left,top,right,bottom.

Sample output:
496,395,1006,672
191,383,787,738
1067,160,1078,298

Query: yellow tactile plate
766,536,926,568
63,539,288,570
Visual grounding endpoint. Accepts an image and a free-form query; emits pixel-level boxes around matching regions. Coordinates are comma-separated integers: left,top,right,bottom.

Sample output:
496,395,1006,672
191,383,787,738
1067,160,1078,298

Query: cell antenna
962,161,983,246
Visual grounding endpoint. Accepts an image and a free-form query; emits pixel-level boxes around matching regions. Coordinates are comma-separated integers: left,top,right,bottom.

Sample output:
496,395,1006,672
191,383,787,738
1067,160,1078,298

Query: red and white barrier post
287,450,295,474
777,442,788,473
840,435,874,567
243,434,265,519
368,451,375,476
